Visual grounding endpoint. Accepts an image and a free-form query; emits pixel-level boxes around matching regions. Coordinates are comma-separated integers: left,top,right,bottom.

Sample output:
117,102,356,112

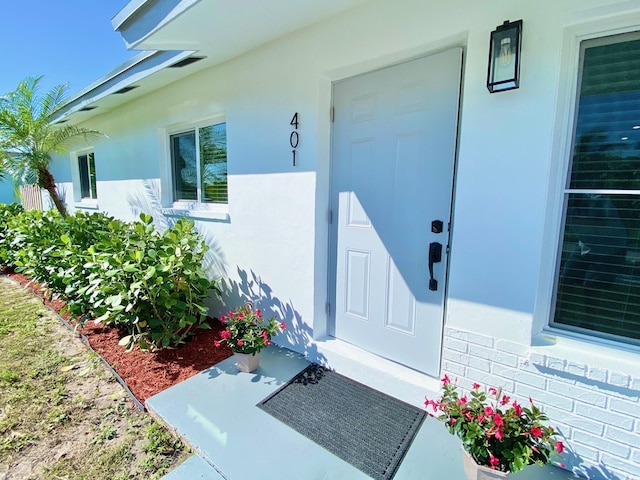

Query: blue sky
1,1,135,98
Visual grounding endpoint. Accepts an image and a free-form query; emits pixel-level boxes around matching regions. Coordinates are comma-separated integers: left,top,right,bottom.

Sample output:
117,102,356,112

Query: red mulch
2,268,232,403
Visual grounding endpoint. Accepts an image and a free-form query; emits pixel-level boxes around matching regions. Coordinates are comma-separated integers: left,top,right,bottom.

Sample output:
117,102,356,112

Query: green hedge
0,205,221,351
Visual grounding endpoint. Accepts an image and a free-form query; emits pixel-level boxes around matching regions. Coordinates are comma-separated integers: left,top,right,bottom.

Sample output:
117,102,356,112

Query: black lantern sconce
487,20,523,93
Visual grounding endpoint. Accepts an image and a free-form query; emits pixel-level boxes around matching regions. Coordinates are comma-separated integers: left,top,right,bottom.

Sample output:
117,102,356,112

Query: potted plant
424,376,565,479
215,303,286,372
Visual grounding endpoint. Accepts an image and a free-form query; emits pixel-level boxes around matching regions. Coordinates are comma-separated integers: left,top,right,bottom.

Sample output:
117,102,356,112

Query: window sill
529,329,640,383
161,206,229,223
74,200,99,210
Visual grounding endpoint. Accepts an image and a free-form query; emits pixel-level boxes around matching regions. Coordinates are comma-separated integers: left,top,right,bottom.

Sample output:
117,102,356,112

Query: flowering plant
424,376,564,473
215,304,285,355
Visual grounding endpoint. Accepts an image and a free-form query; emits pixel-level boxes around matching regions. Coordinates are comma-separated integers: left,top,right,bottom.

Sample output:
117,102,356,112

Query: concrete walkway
152,345,580,480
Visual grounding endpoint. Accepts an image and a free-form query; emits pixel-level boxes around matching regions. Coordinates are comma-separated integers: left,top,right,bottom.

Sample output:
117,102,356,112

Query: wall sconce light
487,20,523,93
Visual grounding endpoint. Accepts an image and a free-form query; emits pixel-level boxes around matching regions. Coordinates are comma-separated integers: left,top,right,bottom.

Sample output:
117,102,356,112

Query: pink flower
489,387,497,395
531,426,543,438
484,406,494,416
280,322,286,330
495,428,504,440
220,330,230,340
424,398,439,412
237,312,244,319
262,330,269,340
256,309,262,317
493,414,504,427
500,395,510,406
512,400,523,417
555,441,564,454
457,396,467,406
472,382,481,390
220,315,226,322
450,418,457,426
237,340,244,347
265,339,271,346
442,374,451,386
214,341,221,347
489,454,500,468
477,414,485,423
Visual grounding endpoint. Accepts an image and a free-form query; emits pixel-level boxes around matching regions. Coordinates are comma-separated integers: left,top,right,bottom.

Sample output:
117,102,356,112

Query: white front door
329,49,462,376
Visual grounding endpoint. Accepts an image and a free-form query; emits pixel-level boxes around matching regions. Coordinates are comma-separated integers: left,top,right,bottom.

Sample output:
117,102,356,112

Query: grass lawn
0,276,190,479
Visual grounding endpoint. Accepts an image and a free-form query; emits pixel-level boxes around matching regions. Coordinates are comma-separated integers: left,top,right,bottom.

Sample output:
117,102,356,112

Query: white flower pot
462,447,510,480
234,352,260,373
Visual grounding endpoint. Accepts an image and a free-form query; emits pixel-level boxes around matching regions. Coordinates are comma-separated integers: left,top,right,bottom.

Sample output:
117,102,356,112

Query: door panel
330,49,462,376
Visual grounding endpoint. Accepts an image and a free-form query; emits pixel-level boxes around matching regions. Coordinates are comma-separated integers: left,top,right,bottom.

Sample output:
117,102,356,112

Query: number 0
290,131,299,149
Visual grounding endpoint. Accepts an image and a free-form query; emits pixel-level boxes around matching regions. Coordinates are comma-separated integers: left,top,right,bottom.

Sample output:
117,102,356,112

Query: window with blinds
170,121,227,204
553,33,640,343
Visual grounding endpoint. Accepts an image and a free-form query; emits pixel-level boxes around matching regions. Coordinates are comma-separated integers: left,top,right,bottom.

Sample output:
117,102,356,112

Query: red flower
555,441,564,454
220,330,231,340
220,315,226,322
493,414,504,427
484,406,494,416
531,427,543,438
472,382,481,390
495,428,504,440
500,395,510,406
256,309,262,317
237,340,244,347
457,396,468,406
280,322,286,330
442,374,451,386
489,454,500,468
237,312,244,319
477,414,485,423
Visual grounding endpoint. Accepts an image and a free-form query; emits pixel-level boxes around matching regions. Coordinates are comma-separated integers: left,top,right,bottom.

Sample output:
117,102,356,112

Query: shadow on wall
224,267,327,366
559,445,623,480
126,179,227,279
532,363,637,480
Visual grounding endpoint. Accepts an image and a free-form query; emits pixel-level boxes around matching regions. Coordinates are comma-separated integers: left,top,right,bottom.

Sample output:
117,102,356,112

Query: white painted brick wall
441,327,640,480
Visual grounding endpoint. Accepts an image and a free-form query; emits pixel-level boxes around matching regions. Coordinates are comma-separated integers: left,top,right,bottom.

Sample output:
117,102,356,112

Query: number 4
290,112,299,129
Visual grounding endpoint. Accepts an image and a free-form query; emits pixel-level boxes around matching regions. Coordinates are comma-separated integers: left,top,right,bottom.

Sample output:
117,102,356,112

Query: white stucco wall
48,1,640,477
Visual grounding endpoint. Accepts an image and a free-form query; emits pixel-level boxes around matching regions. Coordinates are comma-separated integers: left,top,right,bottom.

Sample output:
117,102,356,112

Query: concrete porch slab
161,454,225,479
151,345,581,480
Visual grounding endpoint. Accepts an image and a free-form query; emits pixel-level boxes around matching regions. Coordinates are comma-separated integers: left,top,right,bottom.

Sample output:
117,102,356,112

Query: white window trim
532,12,640,367
70,147,98,209
159,114,228,221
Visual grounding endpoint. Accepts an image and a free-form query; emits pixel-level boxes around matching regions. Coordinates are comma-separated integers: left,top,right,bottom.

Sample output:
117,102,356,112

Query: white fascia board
51,49,195,123
113,0,201,50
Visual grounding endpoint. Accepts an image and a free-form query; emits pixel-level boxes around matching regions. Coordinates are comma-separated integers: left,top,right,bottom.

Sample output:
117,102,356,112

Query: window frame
71,148,99,208
530,14,640,357
161,115,229,220
549,31,640,345
78,152,97,200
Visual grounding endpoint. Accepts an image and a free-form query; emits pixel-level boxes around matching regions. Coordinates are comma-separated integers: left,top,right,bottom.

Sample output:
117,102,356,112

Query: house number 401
290,112,299,166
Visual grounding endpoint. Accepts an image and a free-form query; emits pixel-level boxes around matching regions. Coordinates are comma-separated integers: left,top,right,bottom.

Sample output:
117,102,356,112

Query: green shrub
0,206,220,351
86,214,219,350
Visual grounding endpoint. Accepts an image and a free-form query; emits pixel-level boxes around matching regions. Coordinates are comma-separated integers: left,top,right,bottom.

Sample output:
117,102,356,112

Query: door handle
428,242,442,291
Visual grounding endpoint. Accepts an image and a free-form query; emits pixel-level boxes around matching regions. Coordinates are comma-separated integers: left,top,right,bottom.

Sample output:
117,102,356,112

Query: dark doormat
257,364,425,480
